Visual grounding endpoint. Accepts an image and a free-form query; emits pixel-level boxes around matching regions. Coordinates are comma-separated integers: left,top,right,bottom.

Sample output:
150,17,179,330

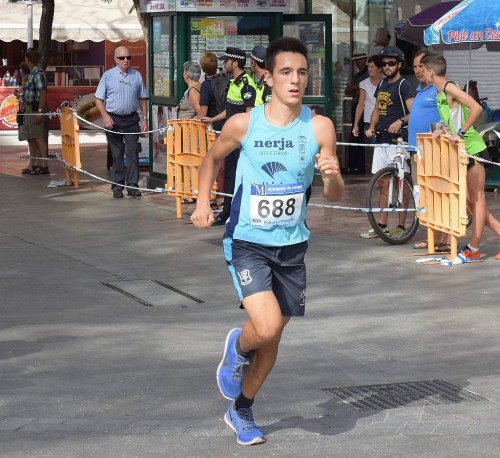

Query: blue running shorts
223,237,308,317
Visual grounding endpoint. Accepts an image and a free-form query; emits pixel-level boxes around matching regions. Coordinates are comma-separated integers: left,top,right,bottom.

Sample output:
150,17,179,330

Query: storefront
0,0,147,145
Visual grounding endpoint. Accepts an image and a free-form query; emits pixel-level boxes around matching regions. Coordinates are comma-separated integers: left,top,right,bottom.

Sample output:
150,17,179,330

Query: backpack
210,75,229,115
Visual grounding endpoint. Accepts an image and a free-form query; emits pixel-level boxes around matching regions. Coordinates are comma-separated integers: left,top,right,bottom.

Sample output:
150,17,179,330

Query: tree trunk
38,0,55,70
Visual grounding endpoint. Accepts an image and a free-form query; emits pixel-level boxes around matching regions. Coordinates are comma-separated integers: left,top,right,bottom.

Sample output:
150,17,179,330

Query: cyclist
361,46,416,239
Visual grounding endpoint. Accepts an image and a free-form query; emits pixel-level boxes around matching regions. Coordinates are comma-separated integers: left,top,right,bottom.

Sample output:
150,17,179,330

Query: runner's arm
191,113,249,228
313,115,344,202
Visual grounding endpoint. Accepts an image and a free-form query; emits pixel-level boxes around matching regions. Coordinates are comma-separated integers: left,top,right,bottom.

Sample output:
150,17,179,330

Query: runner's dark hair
265,37,308,74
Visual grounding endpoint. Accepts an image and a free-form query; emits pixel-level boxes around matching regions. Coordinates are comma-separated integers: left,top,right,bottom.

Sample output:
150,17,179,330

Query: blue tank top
227,104,318,246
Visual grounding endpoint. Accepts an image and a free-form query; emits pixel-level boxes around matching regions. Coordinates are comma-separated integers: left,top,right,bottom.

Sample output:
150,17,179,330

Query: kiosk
143,1,332,179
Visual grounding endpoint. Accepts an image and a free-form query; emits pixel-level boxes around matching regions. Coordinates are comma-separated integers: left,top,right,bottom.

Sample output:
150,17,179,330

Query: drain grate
324,380,486,411
202,238,223,247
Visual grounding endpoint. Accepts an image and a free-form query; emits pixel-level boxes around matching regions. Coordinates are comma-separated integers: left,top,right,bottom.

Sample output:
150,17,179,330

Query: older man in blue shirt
95,46,148,198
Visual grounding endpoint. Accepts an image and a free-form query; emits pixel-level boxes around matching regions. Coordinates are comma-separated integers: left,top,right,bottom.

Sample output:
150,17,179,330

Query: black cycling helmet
378,46,405,61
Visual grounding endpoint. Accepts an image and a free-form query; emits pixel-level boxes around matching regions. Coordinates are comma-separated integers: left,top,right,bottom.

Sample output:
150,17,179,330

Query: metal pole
27,3,33,48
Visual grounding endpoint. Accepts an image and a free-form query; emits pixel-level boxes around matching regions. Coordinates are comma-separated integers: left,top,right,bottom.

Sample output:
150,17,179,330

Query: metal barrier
416,133,469,260
165,119,217,218
59,107,82,188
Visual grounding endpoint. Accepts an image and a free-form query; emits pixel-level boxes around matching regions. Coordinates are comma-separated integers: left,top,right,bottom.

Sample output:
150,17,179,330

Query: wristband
457,128,464,137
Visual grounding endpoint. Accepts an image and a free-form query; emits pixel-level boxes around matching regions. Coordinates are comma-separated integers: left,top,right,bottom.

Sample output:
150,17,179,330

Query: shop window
190,16,271,77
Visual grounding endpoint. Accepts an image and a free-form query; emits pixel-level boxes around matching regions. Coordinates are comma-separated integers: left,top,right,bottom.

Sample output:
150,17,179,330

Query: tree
39,0,54,70
33,0,147,70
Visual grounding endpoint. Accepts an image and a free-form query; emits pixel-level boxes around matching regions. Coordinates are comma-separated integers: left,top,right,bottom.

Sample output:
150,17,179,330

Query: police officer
212,47,257,225
250,45,271,106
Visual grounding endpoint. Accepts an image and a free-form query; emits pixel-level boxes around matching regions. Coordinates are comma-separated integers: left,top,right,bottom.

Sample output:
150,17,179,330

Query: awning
0,0,145,42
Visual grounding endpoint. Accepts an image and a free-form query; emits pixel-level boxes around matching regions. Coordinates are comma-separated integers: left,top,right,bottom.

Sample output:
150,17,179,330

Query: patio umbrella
423,0,500,88
424,0,500,47
397,1,482,50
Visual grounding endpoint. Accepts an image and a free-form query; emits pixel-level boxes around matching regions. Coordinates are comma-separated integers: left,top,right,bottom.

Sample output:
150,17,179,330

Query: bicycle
365,130,420,245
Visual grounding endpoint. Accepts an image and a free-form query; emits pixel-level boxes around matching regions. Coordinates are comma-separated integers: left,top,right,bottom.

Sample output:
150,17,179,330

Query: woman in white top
352,56,382,140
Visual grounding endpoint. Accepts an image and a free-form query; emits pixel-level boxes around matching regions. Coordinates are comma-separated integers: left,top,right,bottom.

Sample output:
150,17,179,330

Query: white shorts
371,145,410,174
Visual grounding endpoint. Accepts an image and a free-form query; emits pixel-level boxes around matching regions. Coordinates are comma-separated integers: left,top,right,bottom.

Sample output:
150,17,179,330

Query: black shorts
467,148,491,170
223,237,308,317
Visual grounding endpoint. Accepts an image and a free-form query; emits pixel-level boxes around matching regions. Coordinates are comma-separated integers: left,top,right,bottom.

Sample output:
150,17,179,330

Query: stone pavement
1,144,499,457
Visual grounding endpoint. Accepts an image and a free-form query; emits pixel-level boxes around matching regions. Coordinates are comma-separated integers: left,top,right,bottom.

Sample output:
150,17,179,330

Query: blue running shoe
224,402,266,445
217,328,251,400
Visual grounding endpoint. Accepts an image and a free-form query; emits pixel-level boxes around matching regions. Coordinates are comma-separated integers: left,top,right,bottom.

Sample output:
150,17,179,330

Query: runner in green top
421,54,500,262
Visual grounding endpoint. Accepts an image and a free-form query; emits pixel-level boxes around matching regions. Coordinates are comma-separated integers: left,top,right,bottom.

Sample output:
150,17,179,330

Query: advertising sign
140,0,289,13
139,0,176,12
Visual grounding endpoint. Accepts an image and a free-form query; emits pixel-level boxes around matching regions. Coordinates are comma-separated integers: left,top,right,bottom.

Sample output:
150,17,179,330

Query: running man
191,36,344,445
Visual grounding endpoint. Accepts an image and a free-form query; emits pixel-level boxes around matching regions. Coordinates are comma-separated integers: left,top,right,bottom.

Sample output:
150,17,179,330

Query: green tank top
436,88,486,156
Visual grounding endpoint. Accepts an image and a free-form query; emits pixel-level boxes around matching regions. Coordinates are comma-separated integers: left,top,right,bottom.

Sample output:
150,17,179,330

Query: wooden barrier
415,133,469,259
59,107,82,189
165,119,217,218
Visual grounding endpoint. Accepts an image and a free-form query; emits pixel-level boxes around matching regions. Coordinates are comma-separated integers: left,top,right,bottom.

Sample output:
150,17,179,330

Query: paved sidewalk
1,145,499,457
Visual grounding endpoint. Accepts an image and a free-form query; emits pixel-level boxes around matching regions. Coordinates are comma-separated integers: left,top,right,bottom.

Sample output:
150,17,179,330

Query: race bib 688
249,183,304,228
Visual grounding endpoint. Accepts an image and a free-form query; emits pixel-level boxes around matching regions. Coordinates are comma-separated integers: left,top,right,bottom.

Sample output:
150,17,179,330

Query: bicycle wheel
366,166,419,245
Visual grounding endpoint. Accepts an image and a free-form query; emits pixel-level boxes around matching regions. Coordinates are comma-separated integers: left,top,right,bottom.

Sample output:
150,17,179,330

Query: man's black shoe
128,187,142,197
113,188,124,198
212,217,226,226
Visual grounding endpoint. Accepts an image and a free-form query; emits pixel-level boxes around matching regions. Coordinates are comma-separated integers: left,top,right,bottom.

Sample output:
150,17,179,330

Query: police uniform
225,72,257,119
255,75,272,106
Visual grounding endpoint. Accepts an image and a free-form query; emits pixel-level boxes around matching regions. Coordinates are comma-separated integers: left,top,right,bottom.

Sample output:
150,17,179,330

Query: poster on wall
151,104,178,175
104,40,147,84
0,87,102,131
299,23,325,59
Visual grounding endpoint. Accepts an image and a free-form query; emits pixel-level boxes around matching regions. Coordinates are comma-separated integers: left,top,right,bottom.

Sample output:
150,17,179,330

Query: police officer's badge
243,92,252,100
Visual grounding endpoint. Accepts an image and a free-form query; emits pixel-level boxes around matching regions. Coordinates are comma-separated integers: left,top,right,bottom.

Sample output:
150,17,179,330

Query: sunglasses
115,55,132,61
382,61,398,67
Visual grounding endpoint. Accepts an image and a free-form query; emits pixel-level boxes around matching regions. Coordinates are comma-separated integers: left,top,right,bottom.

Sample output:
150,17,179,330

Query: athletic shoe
496,251,500,261
217,328,251,400
446,246,481,262
360,226,390,239
392,226,405,238
224,402,266,446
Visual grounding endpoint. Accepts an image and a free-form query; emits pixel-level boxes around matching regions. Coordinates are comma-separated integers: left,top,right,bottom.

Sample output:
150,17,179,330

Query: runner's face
266,52,308,105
